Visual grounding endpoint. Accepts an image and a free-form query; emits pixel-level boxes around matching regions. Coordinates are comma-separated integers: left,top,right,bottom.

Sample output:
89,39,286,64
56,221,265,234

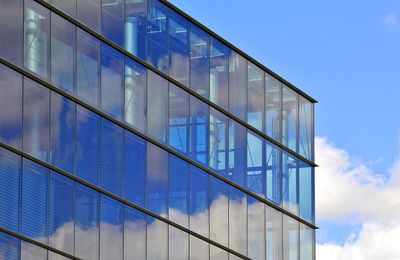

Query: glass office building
0,0,317,259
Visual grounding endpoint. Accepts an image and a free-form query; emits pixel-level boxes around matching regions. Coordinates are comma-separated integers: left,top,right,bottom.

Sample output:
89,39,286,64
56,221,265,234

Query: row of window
0,63,314,223
0,0,314,160
0,147,314,260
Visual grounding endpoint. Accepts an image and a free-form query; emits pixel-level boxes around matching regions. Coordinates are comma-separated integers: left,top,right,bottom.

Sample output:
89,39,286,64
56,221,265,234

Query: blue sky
169,0,400,258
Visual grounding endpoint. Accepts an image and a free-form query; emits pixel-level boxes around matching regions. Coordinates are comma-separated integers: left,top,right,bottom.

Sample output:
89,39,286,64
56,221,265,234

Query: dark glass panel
21,241,46,260
247,131,264,196
190,235,209,260
49,171,74,254
51,0,76,17
102,0,124,46
265,73,281,142
50,92,75,174
228,50,247,121
169,226,189,260
282,85,298,151
189,165,209,237
228,119,247,187
210,176,228,246
299,96,313,160
125,0,147,60
21,159,48,244
189,96,209,166
229,186,247,255
266,142,281,205
124,131,146,208
0,64,22,149
146,216,168,260
282,152,298,214
169,83,189,155
169,154,189,227
283,216,298,260
76,105,100,185
210,37,228,110
248,62,264,131
190,24,209,98
0,232,19,260
248,196,265,260
299,161,314,223
169,10,189,85
209,108,228,175
147,0,168,73
23,78,49,162
124,205,146,260
77,0,101,32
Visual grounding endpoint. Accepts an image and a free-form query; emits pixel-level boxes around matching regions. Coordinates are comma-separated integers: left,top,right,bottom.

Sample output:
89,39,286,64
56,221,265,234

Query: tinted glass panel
169,154,189,227
125,57,147,132
229,186,247,255
299,96,313,160
210,176,228,246
22,159,48,244
147,216,168,260
190,96,209,166
50,92,75,174
124,131,146,207
49,171,74,254
299,161,314,223
101,118,123,196
247,131,264,196
248,196,265,260
300,224,313,260
189,165,209,237
265,73,281,142
147,0,168,73
0,65,22,149
169,226,189,260
0,148,20,233
102,0,123,46
0,232,19,260
282,152,298,214
248,62,264,131
77,0,100,32
210,37,228,110
124,205,146,260
266,207,283,260
51,0,76,17
228,119,246,187
266,142,281,205
169,83,189,154
282,85,298,151
77,29,100,106
23,78,49,162
190,235,209,260
125,0,147,60
76,105,100,185
209,108,228,175
190,24,209,98
0,0,23,67
51,13,76,94
283,215,298,260
21,241,46,260
229,50,247,121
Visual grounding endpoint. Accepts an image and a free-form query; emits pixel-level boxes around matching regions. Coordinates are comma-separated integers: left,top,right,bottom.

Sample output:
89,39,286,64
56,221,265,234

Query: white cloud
383,14,399,26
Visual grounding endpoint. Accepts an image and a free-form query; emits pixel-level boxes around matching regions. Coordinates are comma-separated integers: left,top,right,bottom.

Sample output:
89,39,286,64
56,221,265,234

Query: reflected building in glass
0,0,316,259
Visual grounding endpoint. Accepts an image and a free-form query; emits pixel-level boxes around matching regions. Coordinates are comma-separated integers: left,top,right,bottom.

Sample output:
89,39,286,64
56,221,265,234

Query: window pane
209,108,227,175
23,78,50,163
101,43,124,119
228,119,246,187
265,73,281,142
77,28,100,106
147,71,168,143
210,245,228,260
24,0,50,79
169,10,189,85
21,241,46,260
283,215,298,260
247,131,264,196
282,85,298,151
228,50,247,121
51,0,76,17
124,131,146,208
266,207,282,260
125,0,146,60
125,57,147,132
190,235,209,260
50,92,75,174
146,143,168,217
147,216,168,260
49,171,74,254
100,195,123,260
229,186,247,255
299,96,313,160
282,152,298,214
76,105,100,185
189,165,209,238
101,119,123,196
169,154,189,227
169,226,189,260
0,232,19,260
124,205,146,260
210,37,228,110
77,0,100,32
169,83,189,154
48,251,72,260
147,0,168,73
75,183,99,260
190,24,209,98
299,161,314,223
210,176,228,246
189,96,209,166
266,142,281,205
248,62,264,131
102,0,123,46
0,148,20,233
0,64,22,149
248,196,265,260
22,159,48,244
0,0,23,67
300,224,313,260
51,13,76,94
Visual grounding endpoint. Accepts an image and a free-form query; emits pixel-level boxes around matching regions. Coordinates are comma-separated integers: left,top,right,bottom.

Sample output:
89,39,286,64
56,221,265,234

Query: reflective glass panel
190,235,209,260
265,73,281,142
100,195,123,260
101,118,123,197
75,183,99,260
300,224,313,260
248,62,264,131
0,0,23,67
299,96,313,160
51,13,76,94
76,105,100,185
21,241,46,260
0,65,22,149
147,216,168,260
299,161,314,223
124,131,146,208
49,171,74,254
101,43,124,119
147,70,168,143
210,176,228,246
124,205,146,260
24,0,50,79
266,142,281,205
22,159,48,244
23,78,49,162
228,50,247,121
77,0,100,32
247,131,264,196
228,119,246,187
146,143,168,217
51,0,76,17
169,10,189,86
189,96,209,166
282,85,298,151
210,245,228,260
48,251,72,260
189,165,209,237
229,186,247,255
210,37,228,110
248,196,265,260
50,92,75,174
282,152,298,214
209,108,228,175
283,215,298,260
169,83,189,154
77,28,100,106
125,57,147,132
0,232,19,260
147,0,168,73
169,154,189,227
102,0,123,46
266,207,283,260
169,226,189,260
190,24,209,98
125,0,147,60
